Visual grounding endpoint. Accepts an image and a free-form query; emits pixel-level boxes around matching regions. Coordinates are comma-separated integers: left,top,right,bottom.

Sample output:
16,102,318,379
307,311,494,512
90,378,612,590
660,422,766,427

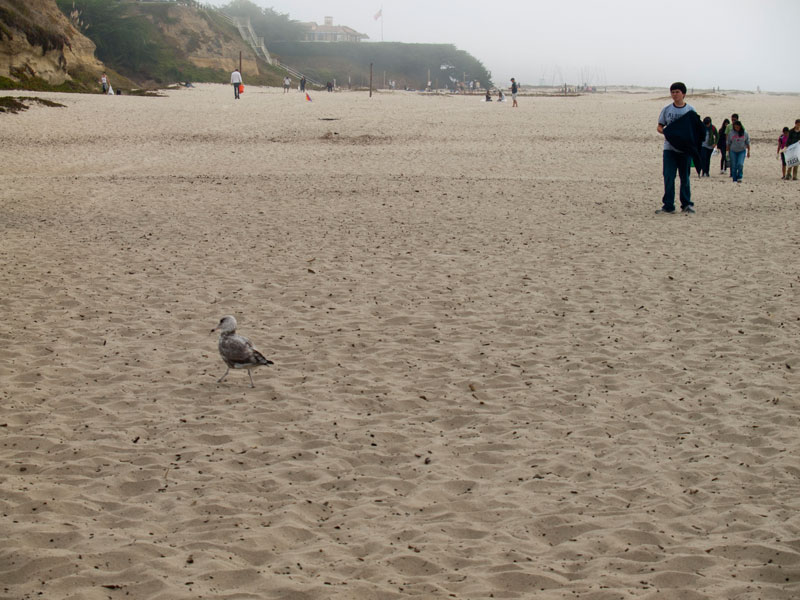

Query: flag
374,8,382,20
305,93,312,102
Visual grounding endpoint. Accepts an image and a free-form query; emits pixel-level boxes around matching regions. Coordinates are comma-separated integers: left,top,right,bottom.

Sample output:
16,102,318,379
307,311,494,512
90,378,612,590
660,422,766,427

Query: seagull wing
219,333,257,367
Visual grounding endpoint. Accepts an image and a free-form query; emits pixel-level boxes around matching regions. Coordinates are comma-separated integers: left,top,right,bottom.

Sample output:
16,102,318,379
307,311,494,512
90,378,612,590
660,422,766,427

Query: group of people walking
657,81,797,215
692,113,750,182
230,68,307,99
708,113,751,183
777,120,800,180
707,114,799,182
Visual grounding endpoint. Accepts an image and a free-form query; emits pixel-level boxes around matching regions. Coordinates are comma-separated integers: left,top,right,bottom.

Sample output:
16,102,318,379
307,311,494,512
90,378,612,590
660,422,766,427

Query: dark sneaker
655,208,676,214
681,206,696,214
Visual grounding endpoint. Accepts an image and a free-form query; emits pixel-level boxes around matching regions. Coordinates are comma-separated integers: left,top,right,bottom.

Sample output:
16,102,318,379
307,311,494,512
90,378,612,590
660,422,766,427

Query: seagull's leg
248,370,255,388
217,367,229,383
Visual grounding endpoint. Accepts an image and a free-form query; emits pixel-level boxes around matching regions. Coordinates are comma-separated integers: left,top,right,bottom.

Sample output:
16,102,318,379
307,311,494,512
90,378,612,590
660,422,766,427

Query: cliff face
1,0,281,90
0,0,105,87
150,6,260,77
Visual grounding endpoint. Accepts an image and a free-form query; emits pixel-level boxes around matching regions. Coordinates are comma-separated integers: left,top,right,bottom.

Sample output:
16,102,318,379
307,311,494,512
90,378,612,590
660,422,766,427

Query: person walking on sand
777,127,790,180
283,76,291,93
300,76,306,93
656,82,701,214
784,119,800,180
717,118,730,173
231,68,243,100
726,121,751,183
510,78,519,107
100,72,109,94
698,117,717,177
726,113,738,178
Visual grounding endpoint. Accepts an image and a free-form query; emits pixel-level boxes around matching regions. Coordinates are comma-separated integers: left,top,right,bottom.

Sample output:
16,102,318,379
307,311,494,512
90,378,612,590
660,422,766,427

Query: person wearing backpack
698,117,718,177
717,118,730,174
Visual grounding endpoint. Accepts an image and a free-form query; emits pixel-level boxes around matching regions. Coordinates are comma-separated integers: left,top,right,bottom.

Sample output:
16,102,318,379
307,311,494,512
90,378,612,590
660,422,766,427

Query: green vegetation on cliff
2,0,491,91
54,0,282,86
268,41,492,90
220,0,491,89
219,0,304,42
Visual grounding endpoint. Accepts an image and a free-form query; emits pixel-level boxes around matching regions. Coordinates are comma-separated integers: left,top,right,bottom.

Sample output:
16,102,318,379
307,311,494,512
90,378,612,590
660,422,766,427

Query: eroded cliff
0,0,105,89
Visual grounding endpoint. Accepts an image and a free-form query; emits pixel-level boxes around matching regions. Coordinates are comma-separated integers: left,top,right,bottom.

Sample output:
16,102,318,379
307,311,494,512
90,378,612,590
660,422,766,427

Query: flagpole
374,7,384,41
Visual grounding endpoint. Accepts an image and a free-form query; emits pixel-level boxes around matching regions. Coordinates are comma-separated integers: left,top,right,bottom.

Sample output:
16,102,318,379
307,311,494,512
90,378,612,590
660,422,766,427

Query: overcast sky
207,0,799,92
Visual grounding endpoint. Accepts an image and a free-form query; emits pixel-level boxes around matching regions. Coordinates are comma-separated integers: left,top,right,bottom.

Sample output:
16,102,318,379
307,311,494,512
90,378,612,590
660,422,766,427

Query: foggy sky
206,0,800,93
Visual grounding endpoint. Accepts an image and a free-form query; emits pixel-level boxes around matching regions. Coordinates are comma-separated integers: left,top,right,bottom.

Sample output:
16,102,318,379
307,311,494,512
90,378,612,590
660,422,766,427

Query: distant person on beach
726,121,751,183
726,113,738,178
100,73,109,94
510,78,519,107
717,118,730,173
498,89,505,102
485,89,492,102
784,119,800,180
300,76,306,92
656,82,699,214
283,76,291,93
698,117,717,177
777,126,790,179
231,68,242,99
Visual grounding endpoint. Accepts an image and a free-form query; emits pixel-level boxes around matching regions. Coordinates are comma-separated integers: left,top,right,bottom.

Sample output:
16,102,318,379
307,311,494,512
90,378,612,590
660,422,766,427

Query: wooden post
369,63,373,97
239,51,242,74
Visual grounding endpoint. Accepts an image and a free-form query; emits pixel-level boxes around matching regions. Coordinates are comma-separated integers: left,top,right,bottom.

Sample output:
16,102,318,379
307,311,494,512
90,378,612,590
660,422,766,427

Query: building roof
301,18,368,41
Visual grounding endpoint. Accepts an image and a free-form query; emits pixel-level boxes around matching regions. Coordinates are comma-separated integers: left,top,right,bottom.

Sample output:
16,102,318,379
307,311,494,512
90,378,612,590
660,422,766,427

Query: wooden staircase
219,12,322,88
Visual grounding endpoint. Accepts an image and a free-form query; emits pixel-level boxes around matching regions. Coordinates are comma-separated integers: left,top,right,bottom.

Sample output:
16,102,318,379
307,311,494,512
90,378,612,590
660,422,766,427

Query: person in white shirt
231,68,243,99
283,76,291,93
656,82,696,214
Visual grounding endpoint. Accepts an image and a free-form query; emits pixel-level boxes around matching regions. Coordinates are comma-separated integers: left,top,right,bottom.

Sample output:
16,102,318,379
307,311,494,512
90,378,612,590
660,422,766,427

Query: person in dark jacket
698,117,718,177
656,82,699,214
717,118,730,173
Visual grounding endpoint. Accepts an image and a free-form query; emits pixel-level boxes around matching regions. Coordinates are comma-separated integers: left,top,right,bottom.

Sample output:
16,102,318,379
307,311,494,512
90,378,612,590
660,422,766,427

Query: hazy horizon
203,0,800,94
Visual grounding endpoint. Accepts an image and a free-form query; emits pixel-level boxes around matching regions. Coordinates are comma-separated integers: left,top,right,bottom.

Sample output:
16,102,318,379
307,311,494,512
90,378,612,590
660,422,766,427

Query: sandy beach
1,84,799,599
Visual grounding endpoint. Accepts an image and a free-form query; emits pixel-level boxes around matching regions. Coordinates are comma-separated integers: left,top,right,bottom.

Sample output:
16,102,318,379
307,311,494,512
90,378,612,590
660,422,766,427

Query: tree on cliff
56,0,160,78
220,0,304,43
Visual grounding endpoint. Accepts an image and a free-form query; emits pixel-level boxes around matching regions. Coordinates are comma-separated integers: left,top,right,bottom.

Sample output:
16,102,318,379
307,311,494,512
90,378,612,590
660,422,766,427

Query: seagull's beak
210,326,217,334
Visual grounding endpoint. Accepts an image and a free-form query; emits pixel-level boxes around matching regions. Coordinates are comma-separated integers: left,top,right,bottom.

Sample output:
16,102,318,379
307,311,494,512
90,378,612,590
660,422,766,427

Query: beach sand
1,84,799,599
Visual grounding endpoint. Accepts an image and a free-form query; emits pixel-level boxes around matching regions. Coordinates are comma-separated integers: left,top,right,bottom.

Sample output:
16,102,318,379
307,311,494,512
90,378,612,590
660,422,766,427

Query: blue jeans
662,150,692,211
730,150,746,182
233,83,240,99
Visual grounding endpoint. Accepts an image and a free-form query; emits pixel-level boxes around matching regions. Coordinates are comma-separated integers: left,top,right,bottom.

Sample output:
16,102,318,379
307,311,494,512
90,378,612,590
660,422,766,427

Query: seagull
211,315,274,388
